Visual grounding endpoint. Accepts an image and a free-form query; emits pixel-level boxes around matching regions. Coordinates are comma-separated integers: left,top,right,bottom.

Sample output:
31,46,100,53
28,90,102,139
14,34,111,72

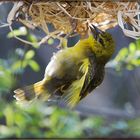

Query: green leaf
126,64,134,70
7,27,27,38
129,42,136,53
130,59,140,66
4,106,14,126
48,38,54,45
136,39,140,50
115,48,128,61
28,60,40,72
22,60,28,68
27,34,39,48
11,60,28,72
119,48,128,56
0,125,15,137
11,60,22,71
25,50,35,60
135,50,140,59
0,69,15,91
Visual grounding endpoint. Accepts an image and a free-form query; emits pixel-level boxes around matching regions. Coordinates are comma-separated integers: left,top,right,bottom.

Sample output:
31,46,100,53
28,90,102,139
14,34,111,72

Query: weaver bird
14,25,115,108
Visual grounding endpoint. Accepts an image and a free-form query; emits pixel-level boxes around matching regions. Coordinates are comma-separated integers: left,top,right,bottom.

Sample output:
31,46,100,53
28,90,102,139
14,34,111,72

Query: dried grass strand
4,1,140,46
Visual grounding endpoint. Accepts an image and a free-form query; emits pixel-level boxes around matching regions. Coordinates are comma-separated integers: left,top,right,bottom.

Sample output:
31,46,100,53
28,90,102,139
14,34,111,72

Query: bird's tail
14,81,50,102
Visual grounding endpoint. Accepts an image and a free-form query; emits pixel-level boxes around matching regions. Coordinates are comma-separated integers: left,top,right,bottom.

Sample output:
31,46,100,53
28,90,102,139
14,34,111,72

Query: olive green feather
14,25,115,108
62,58,91,108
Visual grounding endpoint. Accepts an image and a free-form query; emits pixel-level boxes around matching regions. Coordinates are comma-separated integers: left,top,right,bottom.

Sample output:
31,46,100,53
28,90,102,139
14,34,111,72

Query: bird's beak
89,24,104,40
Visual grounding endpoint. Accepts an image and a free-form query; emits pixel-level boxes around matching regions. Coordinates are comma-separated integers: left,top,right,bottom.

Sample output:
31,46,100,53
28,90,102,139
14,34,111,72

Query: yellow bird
14,25,115,108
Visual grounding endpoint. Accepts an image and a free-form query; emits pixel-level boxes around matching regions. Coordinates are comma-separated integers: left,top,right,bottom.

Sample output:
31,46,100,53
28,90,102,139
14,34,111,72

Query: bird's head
89,24,115,63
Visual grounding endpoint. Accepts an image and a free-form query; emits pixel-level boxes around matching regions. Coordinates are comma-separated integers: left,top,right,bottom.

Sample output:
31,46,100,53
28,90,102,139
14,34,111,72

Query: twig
56,2,72,18
9,25,39,46
76,105,140,119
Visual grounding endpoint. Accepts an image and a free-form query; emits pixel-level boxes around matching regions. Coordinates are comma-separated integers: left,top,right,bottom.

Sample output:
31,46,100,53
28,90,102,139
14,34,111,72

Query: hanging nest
6,1,140,46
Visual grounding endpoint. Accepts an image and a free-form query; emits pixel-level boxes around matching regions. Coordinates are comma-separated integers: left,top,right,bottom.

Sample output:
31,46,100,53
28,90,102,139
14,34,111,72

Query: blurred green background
0,2,140,138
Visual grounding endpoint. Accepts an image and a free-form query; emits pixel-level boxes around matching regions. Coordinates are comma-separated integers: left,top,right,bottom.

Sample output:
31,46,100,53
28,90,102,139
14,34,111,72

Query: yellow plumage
62,58,90,107
14,25,115,108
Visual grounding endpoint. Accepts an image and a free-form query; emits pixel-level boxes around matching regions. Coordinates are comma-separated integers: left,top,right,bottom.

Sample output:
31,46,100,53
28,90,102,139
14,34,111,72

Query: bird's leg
61,37,68,49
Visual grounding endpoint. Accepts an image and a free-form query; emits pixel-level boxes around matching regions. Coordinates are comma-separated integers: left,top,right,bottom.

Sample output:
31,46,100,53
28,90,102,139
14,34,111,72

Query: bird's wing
80,56,96,99
62,56,96,108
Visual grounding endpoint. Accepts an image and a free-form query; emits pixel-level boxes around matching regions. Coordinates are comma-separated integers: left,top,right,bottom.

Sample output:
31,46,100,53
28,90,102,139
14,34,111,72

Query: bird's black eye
98,37,104,46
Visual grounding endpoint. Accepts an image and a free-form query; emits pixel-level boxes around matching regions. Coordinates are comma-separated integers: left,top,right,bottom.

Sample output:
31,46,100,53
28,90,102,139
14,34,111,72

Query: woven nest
6,1,140,45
